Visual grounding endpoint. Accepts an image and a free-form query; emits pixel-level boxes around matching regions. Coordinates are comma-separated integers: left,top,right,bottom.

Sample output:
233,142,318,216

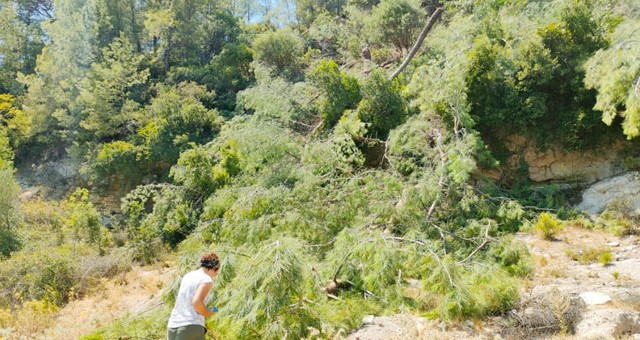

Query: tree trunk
389,7,443,81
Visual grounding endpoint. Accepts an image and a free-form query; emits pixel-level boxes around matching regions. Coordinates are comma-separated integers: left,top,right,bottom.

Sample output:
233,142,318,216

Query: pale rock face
514,137,625,183
575,309,640,339
579,291,612,305
576,172,640,214
476,136,630,184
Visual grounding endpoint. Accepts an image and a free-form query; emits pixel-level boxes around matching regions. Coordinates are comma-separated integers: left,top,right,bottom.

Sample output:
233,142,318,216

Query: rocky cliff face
479,136,637,185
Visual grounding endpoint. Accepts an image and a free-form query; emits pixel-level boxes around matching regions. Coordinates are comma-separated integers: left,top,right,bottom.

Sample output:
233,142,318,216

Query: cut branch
389,7,444,81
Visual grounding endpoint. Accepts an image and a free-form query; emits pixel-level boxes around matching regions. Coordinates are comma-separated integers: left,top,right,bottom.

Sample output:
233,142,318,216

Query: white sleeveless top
167,269,213,328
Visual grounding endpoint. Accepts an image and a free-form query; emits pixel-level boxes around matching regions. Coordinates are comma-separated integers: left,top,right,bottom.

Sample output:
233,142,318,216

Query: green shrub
121,184,192,261
315,295,383,335
236,76,314,124
153,83,221,148
308,60,361,129
534,213,562,240
0,248,77,307
252,29,305,80
0,130,14,170
496,201,526,233
323,229,406,302
63,188,104,248
597,199,638,236
356,69,406,139
170,145,234,198
120,184,169,263
92,141,140,178
423,256,520,319
0,168,21,256
598,251,612,266
370,0,424,52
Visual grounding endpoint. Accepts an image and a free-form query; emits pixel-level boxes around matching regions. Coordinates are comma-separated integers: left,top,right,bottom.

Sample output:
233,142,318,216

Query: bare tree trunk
389,7,443,81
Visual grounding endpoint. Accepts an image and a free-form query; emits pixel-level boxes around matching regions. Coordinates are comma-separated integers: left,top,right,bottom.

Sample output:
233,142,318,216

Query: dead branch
379,58,398,68
381,137,395,170
420,129,449,253
363,58,399,75
321,250,355,296
458,222,492,264
471,187,560,212
307,92,322,105
310,120,324,137
340,60,357,70
327,293,342,301
333,250,354,283
426,129,447,220
389,7,444,81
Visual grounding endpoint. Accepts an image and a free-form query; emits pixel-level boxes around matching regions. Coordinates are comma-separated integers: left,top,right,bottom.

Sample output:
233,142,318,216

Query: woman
167,251,220,340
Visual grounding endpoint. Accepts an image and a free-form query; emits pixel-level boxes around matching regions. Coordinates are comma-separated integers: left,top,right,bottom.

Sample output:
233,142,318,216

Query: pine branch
383,236,455,288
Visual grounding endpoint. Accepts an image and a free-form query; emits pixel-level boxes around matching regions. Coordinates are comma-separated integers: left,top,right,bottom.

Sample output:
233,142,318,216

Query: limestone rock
475,136,628,184
579,292,612,305
362,315,375,326
576,172,640,215
614,290,640,309
575,309,640,339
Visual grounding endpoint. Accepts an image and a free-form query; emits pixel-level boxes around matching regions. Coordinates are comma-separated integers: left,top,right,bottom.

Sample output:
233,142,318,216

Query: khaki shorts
167,324,207,340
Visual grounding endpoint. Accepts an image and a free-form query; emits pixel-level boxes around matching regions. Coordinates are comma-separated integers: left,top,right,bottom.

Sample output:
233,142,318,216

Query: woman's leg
173,324,206,340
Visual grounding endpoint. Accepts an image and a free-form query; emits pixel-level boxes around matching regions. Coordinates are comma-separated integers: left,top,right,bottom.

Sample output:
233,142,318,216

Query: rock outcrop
576,171,640,215
575,309,640,339
478,136,635,184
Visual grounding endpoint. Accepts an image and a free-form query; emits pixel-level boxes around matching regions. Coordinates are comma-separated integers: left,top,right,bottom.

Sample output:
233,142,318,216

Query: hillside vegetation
1,0,639,338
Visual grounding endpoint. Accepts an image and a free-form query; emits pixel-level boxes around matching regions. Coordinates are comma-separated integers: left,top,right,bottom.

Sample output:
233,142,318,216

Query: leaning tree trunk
389,7,444,81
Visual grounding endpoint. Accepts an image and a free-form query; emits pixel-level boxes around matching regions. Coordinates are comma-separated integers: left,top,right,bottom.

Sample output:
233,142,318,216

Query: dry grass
0,300,59,339
0,264,174,340
565,246,610,265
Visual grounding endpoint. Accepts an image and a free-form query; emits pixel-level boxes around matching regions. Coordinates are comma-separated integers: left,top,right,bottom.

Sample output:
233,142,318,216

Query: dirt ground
518,226,640,305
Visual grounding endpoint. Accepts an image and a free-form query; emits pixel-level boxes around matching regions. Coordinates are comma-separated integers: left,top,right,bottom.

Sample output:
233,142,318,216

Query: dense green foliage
2,0,640,338
308,60,361,128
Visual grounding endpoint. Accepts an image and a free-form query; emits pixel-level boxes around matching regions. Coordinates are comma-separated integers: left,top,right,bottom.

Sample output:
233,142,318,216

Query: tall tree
295,0,346,26
95,0,145,52
0,3,45,94
79,36,150,139
370,0,425,53
145,0,240,70
19,0,98,143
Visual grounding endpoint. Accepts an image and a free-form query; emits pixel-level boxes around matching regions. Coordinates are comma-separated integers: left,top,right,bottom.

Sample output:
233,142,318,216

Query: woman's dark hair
200,251,220,270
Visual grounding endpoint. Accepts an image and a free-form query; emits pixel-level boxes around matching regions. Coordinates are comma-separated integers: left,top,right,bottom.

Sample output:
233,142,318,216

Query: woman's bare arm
192,282,214,317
